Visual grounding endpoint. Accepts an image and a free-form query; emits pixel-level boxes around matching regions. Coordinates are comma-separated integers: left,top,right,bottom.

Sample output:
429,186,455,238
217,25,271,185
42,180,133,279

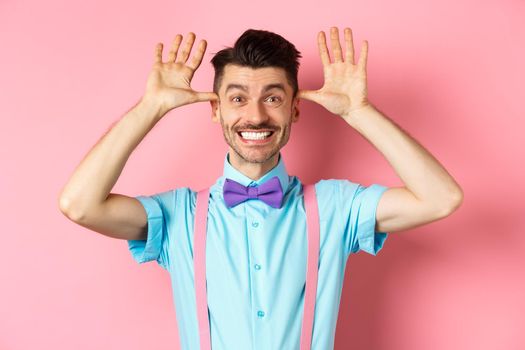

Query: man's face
210,64,300,164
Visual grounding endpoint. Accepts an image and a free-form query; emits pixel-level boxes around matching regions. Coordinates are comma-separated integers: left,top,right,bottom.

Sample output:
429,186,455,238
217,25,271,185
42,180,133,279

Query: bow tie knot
223,176,284,209
246,186,260,198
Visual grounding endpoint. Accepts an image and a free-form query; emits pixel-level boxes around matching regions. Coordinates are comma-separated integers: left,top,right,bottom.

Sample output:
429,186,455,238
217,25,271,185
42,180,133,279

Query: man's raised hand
142,32,218,114
298,27,372,119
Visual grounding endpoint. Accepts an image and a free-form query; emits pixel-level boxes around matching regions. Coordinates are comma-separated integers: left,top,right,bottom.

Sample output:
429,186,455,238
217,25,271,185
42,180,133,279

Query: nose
244,100,269,124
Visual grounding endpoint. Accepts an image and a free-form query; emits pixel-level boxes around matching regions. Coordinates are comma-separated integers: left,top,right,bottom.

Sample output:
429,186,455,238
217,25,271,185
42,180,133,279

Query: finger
194,91,219,102
154,42,163,63
317,31,331,66
168,34,183,62
176,32,196,64
357,40,368,72
344,27,355,65
187,39,207,71
298,89,320,103
330,27,343,62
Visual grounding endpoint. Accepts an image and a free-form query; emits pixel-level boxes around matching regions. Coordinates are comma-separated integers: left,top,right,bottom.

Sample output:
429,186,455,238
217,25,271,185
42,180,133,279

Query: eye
266,96,282,103
231,96,243,103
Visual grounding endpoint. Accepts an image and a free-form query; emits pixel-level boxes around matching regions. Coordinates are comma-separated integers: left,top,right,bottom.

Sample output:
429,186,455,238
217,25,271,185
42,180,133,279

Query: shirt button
257,310,265,318
252,222,259,228
254,264,261,270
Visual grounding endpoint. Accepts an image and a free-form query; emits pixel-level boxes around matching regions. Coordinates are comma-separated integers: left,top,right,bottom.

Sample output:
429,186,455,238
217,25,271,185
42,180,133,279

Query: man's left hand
298,27,372,119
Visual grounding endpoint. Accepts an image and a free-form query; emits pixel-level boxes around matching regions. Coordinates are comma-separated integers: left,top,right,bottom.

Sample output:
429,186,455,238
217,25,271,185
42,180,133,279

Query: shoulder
141,187,198,212
309,178,360,196
297,178,354,212
173,186,197,207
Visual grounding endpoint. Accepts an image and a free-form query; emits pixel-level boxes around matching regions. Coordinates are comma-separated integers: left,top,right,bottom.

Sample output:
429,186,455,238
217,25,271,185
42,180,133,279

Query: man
59,27,463,349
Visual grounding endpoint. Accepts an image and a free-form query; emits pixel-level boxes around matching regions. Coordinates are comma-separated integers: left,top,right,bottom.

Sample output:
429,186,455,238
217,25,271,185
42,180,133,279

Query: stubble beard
220,115,292,165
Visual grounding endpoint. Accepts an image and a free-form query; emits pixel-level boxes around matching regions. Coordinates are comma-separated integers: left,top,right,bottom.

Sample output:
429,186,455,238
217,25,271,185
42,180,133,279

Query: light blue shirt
127,152,389,350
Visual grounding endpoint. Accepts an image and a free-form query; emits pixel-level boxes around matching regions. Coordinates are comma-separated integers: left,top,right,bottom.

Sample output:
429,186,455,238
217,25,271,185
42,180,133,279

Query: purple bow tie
223,176,284,209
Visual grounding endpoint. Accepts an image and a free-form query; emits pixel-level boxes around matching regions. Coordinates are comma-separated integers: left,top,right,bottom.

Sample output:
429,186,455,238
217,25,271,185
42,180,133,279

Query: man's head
209,29,302,166
211,29,302,98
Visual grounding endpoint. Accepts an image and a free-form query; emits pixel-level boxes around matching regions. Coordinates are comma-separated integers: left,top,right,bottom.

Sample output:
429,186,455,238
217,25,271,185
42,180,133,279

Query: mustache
234,126,278,131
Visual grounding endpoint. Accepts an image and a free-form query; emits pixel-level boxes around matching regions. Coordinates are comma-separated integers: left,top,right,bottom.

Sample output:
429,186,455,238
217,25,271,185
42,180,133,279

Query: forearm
342,103,463,208
58,98,166,219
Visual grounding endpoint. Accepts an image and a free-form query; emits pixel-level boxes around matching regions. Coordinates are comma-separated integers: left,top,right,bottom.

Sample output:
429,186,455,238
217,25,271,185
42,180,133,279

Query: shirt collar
220,151,290,194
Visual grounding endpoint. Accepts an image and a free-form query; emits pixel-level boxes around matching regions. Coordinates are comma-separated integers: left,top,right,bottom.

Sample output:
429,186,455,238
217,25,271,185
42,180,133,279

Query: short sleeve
339,180,389,256
127,191,173,270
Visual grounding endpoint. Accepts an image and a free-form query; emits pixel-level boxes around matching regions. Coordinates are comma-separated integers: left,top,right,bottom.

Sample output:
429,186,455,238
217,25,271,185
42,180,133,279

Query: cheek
274,106,294,121
220,107,245,124
219,113,239,132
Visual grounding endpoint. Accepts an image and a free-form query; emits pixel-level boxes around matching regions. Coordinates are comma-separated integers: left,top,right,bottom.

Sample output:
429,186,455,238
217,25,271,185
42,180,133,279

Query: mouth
236,130,275,144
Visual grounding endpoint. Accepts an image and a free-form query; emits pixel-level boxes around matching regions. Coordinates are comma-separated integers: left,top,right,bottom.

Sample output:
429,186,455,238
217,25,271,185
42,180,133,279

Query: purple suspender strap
193,183,320,350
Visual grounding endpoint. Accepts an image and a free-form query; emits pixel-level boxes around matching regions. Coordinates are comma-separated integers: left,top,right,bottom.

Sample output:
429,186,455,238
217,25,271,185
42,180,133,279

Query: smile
237,130,275,144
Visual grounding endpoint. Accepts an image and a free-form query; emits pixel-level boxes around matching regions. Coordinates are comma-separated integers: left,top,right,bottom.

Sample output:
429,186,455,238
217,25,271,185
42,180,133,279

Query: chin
238,151,276,164
232,145,280,164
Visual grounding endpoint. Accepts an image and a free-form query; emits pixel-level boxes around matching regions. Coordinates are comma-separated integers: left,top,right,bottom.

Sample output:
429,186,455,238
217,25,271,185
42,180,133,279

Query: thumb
298,89,321,104
194,91,219,102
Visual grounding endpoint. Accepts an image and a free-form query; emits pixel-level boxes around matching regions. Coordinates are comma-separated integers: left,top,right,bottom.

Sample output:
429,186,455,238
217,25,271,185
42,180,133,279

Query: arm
58,32,218,240
58,99,164,240
343,103,463,232
299,27,463,233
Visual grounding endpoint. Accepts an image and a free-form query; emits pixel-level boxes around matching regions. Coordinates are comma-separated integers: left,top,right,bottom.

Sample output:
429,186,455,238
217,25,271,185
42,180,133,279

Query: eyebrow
224,83,286,94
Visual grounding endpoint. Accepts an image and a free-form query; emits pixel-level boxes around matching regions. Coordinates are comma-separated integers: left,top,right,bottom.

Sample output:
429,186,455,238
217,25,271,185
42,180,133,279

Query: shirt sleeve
339,180,389,256
127,191,173,270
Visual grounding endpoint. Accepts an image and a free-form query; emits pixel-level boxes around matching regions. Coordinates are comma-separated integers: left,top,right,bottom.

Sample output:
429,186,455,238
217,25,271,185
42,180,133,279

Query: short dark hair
210,29,302,98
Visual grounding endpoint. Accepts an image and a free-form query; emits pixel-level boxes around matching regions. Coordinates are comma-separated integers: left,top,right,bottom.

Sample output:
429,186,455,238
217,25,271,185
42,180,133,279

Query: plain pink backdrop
1,0,524,349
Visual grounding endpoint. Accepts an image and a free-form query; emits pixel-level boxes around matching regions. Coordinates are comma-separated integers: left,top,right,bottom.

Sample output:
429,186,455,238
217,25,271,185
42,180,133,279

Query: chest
167,184,349,349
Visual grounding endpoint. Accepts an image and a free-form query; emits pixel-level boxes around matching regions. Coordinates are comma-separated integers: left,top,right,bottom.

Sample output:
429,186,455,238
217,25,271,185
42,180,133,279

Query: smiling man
209,30,302,180
212,65,296,177
59,27,463,350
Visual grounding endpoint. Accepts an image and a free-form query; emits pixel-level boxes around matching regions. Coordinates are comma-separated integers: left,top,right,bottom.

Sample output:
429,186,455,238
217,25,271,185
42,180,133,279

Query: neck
228,151,280,181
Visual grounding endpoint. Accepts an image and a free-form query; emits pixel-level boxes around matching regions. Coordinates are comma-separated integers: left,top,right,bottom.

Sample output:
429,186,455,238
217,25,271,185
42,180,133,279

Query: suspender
194,183,320,350
194,188,212,350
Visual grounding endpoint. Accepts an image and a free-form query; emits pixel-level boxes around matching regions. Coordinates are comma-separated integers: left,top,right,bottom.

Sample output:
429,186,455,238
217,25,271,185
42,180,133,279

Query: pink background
1,0,524,349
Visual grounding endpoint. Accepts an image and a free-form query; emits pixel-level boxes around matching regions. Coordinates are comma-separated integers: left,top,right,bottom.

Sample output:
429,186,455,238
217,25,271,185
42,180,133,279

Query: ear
210,99,220,123
292,97,300,123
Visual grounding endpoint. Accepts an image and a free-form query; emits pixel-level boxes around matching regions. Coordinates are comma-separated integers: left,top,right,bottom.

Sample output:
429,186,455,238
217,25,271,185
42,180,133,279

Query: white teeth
240,131,272,140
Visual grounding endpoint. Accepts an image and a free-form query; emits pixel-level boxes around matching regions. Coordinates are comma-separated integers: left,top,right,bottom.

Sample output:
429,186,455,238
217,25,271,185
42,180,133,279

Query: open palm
299,27,370,118
143,32,218,112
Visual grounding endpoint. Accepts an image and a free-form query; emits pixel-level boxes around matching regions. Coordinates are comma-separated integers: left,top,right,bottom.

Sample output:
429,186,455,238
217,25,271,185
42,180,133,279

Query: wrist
341,102,375,123
138,96,168,121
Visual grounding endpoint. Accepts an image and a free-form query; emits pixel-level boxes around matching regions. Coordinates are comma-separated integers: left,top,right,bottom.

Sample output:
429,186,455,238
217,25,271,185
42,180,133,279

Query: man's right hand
142,32,218,114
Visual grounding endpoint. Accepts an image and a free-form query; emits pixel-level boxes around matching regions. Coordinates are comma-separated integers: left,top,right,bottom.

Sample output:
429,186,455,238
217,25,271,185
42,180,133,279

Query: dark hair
210,29,302,98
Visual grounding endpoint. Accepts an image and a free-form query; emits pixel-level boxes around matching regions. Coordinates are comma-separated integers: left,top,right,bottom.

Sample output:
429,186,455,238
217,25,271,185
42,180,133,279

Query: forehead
220,64,292,94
